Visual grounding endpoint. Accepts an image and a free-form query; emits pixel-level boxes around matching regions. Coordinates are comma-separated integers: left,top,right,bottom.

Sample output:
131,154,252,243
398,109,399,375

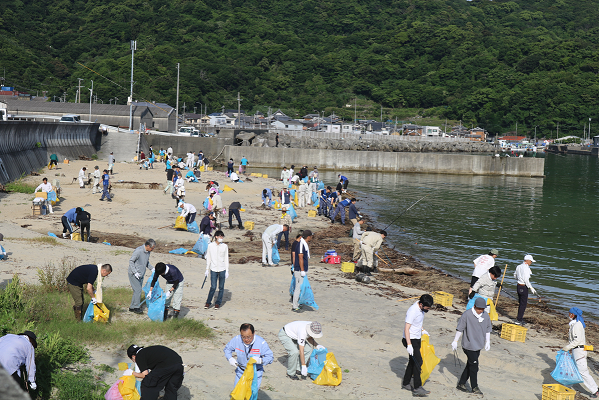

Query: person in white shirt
278,321,324,380
179,201,197,225
34,177,54,213
513,254,536,325
402,294,434,397
469,249,498,295
280,167,291,186
563,308,598,398
91,166,101,194
78,166,87,188
262,224,289,267
0,331,37,390
187,151,195,169
204,230,229,310
230,171,239,182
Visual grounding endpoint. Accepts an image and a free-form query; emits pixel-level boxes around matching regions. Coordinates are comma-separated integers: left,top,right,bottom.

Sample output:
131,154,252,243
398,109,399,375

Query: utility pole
89,80,93,122
77,78,83,103
557,122,559,140
182,102,186,122
175,63,180,134
589,118,592,142
237,92,242,128
129,40,136,132
354,97,357,133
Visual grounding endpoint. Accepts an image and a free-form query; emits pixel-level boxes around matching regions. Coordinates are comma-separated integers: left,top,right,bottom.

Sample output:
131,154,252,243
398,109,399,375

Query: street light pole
589,118,591,143
175,63,180,134
128,40,136,132
534,125,538,143
88,80,93,122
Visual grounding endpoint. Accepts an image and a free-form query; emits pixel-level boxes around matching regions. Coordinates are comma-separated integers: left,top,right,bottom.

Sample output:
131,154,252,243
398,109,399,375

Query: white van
60,114,81,123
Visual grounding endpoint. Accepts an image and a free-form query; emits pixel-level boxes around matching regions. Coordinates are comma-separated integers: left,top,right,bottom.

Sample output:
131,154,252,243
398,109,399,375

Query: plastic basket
341,262,355,273
308,210,317,217
542,384,576,400
244,221,255,230
432,291,453,307
500,323,528,343
263,174,268,178
326,256,341,264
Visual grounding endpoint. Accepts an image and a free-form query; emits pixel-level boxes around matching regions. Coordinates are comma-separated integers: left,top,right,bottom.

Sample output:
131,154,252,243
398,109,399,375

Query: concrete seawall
146,134,234,158
223,146,545,177
0,121,99,183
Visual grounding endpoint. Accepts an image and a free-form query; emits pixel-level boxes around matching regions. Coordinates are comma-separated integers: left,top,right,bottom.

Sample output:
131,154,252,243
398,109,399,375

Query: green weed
51,368,108,400
5,178,36,194
97,364,115,373
111,249,130,256
37,257,77,292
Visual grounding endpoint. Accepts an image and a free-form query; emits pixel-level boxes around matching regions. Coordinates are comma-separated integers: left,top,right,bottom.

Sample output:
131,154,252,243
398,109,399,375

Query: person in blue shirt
61,207,79,238
99,170,112,202
318,188,330,217
240,156,248,174
224,323,274,390
147,262,185,319
330,197,352,224
185,170,197,183
327,188,338,216
261,188,272,207
338,174,349,191
348,198,360,225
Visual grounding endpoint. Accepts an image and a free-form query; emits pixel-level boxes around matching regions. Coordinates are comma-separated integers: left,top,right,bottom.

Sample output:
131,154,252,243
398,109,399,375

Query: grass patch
37,257,78,292
5,178,36,194
111,249,130,256
9,236,63,246
52,368,108,400
97,364,115,373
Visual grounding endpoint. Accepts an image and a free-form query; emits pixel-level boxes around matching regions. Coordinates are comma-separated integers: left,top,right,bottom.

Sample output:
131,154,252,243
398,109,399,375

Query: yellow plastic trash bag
487,298,498,321
71,232,81,241
174,216,187,230
118,362,129,371
293,192,298,206
274,201,281,210
314,353,342,386
199,165,205,172
230,358,256,400
93,302,110,323
118,375,140,400
223,185,234,191
420,334,440,383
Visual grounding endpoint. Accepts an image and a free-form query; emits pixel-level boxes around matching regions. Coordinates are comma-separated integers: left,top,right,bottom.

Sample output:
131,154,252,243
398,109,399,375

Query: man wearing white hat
278,321,325,380
514,254,536,325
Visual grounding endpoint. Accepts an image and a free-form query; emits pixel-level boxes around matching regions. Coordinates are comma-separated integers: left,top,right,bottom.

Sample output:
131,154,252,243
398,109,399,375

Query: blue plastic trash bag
48,232,58,238
299,276,319,310
313,197,319,208
290,189,296,198
466,293,488,310
317,181,325,191
187,221,199,234
177,207,182,213
47,191,57,202
203,197,210,210
288,204,298,222
143,273,165,322
272,244,281,265
311,192,318,204
83,301,95,322
307,347,328,380
302,176,309,183
551,350,584,386
289,275,296,297
168,248,189,254
192,233,211,255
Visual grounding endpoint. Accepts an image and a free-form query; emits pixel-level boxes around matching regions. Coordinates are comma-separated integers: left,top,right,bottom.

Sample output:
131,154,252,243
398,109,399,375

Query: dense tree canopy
1,0,599,134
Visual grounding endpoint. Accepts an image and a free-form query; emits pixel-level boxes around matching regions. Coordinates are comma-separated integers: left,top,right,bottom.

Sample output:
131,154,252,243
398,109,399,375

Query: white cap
524,255,536,262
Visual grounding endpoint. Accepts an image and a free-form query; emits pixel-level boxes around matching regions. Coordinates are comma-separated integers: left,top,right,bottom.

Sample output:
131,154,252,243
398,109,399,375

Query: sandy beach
1,158,598,400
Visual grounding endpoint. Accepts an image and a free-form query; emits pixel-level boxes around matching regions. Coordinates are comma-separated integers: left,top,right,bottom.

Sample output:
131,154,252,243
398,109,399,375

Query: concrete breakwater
223,146,545,177
0,121,100,183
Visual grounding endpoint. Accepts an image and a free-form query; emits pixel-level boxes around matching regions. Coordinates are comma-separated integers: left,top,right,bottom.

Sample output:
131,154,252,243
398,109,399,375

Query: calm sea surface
257,153,599,317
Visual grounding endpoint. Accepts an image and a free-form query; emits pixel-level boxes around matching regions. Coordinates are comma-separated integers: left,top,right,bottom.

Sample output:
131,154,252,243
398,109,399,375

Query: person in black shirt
200,213,215,236
227,158,234,176
228,201,244,230
66,263,112,321
127,344,184,400
147,263,185,319
75,207,91,242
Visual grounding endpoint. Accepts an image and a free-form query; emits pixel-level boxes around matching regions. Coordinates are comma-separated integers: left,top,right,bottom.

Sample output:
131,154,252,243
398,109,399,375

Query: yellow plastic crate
207,166,213,171
500,323,528,343
432,291,453,307
341,262,355,273
244,221,255,230
542,384,576,400
308,210,317,217
262,174,268,179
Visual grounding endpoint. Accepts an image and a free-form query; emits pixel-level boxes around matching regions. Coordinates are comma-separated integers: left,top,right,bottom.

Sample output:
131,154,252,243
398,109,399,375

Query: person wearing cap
91,166,101,194
352,219,366,261
179,200,197,225
327,188,339,216
127,344,184,400
562,308,598,398
452,297,492,395
402,294,434,397
108,152,115,174
261,188,273,208
308,167,319,195
277,208,292,251
224,323,274,390
129,239,155,314
469,249,498,295
280,166,291,186
262,224,289,267
61,207,78,238
148,262,184,319
66,263,112,320
34,177,54,214
359,229,387,276
318,187,331,217
513,255,537,325
278,321,324,380
348,198,360,226
292,230,313,312
0,331,38,390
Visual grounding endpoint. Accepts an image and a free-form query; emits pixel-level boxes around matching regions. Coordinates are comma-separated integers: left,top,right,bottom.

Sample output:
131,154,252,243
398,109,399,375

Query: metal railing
273,129,472,142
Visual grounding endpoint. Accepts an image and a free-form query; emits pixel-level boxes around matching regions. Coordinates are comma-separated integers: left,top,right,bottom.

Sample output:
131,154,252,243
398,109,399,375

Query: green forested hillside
1,0,599,134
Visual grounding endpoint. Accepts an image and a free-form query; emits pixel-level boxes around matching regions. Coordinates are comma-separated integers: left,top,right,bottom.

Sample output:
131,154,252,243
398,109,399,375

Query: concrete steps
97,128,141,162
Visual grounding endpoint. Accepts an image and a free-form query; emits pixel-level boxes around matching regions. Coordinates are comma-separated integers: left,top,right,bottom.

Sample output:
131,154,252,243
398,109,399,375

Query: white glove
422,330,429,337
205,270,209,277
146,291,152,300
530,287,537,295
91,298,98,305
485,341,490,351
228,357,238,367
252,356,262,364
451,341,458,351
151,268,155,274
316,345,325,350
301,365,308,376
134,272,141,279
407,344,414,356
301,271,306,277
225,272,229,279
29,382,37,390
166,291,173,300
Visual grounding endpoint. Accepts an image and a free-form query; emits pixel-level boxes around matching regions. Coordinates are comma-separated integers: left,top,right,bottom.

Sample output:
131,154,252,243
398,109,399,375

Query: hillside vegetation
1,0,599,135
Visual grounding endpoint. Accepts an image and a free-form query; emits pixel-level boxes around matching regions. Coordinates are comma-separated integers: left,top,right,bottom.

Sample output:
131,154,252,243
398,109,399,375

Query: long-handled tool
495,264,508,307
382,194,429,231
397,296,420,302
375,253,389,265
201,276,207,289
